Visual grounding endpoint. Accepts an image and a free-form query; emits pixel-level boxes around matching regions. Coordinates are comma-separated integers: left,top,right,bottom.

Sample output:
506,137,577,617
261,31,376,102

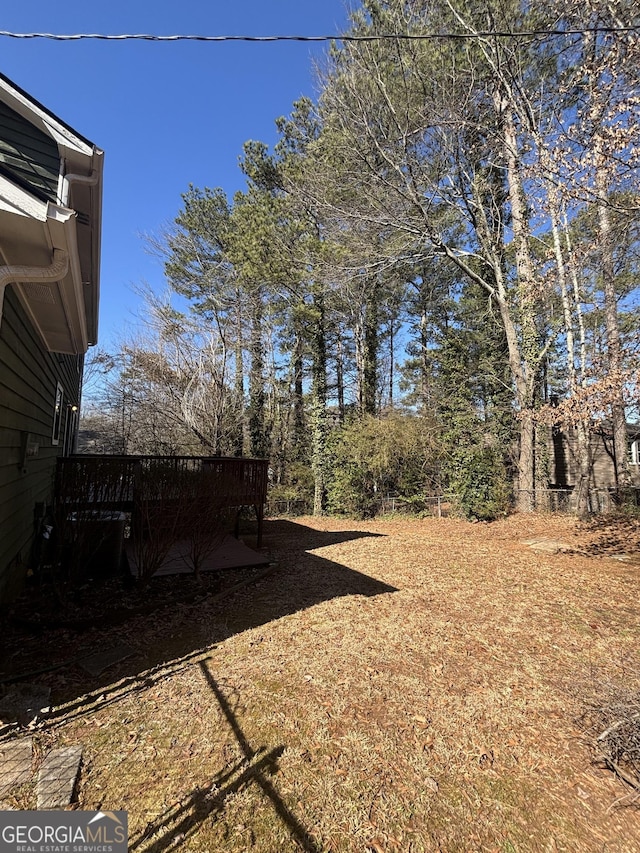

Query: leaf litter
1,513,640,850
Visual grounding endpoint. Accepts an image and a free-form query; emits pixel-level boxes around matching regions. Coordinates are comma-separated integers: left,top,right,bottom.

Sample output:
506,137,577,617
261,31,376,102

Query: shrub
447,444,512,521
326,413,440,518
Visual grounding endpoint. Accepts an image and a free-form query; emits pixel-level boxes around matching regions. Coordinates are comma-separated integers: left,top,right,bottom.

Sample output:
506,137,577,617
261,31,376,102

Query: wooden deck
125,534,271,577
54,456,269,575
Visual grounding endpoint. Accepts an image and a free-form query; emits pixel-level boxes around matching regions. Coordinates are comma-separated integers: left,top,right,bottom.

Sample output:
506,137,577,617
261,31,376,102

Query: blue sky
1,1,350,348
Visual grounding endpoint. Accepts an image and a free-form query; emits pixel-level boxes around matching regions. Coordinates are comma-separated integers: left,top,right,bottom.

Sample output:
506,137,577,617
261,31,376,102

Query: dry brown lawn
2,512,640,852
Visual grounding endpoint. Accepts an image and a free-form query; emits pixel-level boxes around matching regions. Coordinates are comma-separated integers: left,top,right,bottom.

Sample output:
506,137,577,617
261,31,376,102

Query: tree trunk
388,319,394,409
292,331,305,460
248,286,266,458
596,150,630,491
546,154,592,517
518,410,536,511
336,336,345,423
498,93,540,512
473,168,535,513
568,240,592,518
311,286,328,515
232,290,245,457
362,281,378,415
419,303,430,412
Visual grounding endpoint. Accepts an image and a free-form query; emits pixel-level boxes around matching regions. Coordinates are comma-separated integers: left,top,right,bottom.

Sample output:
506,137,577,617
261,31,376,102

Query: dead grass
2,512,640,851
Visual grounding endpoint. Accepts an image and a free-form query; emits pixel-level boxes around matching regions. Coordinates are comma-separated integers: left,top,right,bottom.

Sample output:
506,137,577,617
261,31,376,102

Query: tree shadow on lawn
0,519,397,730
129,661,322,853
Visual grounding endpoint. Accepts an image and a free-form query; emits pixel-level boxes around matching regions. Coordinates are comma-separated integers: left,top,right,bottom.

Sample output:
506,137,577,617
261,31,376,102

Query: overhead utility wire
0,27,637,43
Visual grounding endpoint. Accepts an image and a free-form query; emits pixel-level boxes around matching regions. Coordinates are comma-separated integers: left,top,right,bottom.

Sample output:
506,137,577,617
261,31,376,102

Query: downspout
60,167,101,345
0,249,69,331
60,170,99,207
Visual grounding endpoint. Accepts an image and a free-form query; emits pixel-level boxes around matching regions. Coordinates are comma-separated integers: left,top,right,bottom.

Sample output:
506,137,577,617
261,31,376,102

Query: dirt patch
1,513,640,851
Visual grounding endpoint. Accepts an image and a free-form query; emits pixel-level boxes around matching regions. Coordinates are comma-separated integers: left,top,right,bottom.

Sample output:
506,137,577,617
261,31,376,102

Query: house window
52,383,64,445
63,406,78,456
629,440,640,466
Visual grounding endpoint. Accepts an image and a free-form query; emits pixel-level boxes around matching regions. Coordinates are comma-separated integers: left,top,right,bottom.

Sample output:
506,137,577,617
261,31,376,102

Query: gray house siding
0,73,103,606
0,286,82,601
0,99,60,202
549,425,640,492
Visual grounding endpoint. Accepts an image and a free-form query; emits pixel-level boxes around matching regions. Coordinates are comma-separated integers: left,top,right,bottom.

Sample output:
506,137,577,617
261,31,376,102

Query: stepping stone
522,537,574,554
36,746,83,808
609,553,640,563
79,644,135,676
0,737,33,797
0,684,51,725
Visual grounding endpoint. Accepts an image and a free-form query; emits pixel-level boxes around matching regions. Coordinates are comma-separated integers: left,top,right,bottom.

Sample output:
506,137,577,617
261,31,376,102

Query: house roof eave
0,73,104,352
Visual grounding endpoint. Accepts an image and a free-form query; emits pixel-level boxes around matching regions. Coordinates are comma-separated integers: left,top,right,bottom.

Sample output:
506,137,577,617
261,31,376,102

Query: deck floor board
125,534,271,577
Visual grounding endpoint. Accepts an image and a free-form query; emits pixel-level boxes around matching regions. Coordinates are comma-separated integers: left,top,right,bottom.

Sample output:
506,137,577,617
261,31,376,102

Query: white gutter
0,249,68,332
60,169,99,207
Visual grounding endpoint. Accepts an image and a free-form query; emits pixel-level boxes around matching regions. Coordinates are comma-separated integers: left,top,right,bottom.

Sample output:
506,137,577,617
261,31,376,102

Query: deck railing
55,455,269,547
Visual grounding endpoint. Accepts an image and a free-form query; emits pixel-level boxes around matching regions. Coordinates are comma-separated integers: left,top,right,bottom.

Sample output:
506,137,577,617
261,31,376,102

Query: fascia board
50,130,94,163
87,147,104,344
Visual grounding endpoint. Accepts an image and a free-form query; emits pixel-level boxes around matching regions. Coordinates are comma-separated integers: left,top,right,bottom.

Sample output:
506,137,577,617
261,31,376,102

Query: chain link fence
267,488,639,519
266,498,313,517
517,488,640,514
378,494,450,517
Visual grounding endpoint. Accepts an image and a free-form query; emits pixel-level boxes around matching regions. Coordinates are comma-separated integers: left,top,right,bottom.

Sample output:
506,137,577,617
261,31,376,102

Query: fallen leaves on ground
1,512,640,851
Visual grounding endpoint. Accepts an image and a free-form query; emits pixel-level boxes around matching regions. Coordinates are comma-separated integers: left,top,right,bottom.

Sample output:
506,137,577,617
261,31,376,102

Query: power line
0,27,637,43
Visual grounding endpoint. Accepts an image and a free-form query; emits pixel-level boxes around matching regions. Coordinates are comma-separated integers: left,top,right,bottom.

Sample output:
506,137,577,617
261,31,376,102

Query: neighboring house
0,72,103,604
550,422,640,498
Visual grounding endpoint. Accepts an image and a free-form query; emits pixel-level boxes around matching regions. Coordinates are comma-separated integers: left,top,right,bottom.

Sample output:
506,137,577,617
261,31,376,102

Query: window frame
52,382,64,446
